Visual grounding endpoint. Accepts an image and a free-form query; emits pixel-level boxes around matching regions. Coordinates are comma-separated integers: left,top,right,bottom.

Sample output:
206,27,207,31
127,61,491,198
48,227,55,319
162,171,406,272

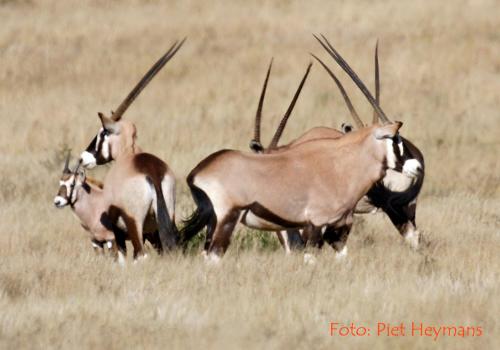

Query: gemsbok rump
79,39,185,259
250,35,425,250
181,119,406,262
54,154,163,260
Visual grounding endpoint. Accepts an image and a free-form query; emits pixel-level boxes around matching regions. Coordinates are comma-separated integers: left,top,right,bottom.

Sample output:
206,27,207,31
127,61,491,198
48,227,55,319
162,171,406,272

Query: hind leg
161,175,176,225
203,214,217,252
205,209,240,262
145,231,162,254
119,211,147,260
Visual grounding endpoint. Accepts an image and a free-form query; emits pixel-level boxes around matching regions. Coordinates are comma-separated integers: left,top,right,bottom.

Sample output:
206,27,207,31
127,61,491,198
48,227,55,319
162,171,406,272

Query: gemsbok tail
150,177,178,252
180,184,215,250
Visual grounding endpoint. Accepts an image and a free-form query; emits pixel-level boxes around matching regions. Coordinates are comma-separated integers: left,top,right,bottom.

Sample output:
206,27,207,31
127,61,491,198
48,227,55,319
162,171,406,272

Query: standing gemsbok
54,154,163,259
181,113,406,262
79,39,185,259
249,36,425,250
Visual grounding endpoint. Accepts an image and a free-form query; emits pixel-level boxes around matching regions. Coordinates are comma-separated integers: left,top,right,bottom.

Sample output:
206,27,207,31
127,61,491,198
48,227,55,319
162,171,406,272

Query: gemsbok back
249,36,425,250
79,39,185,259
54,154,162,261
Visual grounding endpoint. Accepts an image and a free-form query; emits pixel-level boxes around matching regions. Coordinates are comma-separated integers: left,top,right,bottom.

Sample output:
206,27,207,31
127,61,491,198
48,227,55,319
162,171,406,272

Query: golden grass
0,0,499,348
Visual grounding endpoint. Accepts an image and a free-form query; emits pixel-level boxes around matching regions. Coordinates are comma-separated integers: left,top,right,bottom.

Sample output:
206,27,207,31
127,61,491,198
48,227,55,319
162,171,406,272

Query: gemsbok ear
98,112,120,134
374,121,403,139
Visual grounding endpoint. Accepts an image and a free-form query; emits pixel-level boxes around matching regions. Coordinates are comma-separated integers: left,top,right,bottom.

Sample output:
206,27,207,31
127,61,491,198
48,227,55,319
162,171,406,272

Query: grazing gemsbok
79,39,185,259
250,36,424,249
181,112,406,262
54,154,162,260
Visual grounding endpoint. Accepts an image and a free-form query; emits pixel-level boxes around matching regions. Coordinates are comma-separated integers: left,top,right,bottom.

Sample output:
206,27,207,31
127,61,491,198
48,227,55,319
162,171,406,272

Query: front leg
99,208,127,263
322,224,352,259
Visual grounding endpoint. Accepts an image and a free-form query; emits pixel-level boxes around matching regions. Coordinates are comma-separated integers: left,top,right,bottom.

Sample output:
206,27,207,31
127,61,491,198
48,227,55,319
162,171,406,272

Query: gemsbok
78,39,185,259
180,61,314,254
181,108,406,262
249,35,424,250
54,154,162,261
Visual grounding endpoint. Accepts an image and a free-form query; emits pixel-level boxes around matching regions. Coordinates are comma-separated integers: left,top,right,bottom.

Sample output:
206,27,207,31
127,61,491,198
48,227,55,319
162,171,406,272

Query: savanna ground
0,0,499,349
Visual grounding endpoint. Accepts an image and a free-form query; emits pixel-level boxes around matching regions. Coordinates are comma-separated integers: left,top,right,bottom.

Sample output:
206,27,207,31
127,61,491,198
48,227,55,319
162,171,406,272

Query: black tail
180,184,216,249
150,178,178,252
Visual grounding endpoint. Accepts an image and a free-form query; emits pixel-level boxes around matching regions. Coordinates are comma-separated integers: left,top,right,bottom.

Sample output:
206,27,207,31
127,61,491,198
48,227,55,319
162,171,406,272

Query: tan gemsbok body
181,114,405,261
79,39,185,259
249,36,425,250
54,155,162,259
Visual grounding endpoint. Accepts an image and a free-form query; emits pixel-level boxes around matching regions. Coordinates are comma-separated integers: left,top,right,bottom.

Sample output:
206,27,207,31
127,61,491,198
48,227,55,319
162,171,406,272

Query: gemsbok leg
322,224,352,259
204,209,241,262
385,199,420,249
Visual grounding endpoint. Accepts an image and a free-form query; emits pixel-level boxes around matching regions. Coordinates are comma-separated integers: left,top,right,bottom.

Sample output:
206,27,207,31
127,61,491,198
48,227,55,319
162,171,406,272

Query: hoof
405,230,420,250
335,246,348,261
304,253,317,265
203,252,221,265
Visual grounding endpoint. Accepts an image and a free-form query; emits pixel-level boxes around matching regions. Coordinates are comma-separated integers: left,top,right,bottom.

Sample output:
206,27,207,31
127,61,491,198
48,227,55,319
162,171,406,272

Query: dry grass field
0,0,499,349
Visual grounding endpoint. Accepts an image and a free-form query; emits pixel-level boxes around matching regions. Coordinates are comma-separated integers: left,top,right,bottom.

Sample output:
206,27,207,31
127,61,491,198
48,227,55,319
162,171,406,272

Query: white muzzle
402,159,422,178
80,151,97,169
54,196,68,208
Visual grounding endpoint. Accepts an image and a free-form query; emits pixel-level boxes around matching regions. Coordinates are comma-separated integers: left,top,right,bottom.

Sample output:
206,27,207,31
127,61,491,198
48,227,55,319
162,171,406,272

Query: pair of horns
107,38,186,122
253,60,313,150
313,34,391,125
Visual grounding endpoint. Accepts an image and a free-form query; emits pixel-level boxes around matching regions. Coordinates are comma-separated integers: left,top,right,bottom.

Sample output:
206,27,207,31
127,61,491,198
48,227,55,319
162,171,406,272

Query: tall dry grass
0,0,499,349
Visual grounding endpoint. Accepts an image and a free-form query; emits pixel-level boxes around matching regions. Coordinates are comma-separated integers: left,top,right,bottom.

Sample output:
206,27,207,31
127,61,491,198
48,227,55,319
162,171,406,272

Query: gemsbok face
54,156,84,209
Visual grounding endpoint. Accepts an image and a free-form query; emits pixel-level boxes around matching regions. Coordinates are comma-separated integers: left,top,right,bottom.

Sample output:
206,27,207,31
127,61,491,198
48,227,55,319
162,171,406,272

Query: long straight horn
111,38,186,121
252,58,273,148
73,158,83,175
63,151,71,173
311,53,364,128
268,62,312,149
373,40,380,124
314,34,391,124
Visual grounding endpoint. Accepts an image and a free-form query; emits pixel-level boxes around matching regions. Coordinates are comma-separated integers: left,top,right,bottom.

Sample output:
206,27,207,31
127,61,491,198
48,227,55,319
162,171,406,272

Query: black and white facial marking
54,174,78,208
80,128,112,168
383,134,404,172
